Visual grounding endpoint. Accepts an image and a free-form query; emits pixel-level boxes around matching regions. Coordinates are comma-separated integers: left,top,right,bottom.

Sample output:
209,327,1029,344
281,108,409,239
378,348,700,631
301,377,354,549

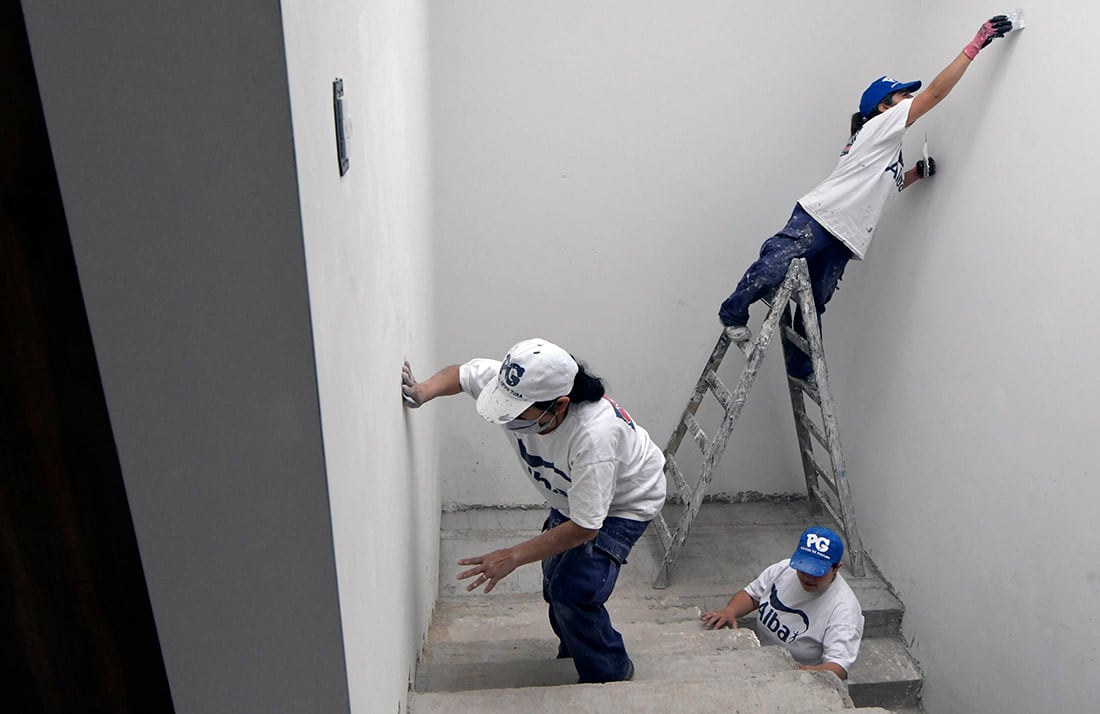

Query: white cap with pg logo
476,338,578,424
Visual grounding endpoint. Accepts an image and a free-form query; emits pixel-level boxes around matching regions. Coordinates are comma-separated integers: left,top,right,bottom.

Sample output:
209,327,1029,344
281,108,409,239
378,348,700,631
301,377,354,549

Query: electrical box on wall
333,78,350,176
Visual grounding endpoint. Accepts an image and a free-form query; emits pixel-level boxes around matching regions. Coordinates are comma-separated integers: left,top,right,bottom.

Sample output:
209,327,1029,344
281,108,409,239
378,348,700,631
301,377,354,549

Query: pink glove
963,15,1013,60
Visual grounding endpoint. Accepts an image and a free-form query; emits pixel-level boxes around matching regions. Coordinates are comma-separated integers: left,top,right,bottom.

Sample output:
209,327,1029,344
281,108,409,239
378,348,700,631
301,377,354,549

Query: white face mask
506,403,557,434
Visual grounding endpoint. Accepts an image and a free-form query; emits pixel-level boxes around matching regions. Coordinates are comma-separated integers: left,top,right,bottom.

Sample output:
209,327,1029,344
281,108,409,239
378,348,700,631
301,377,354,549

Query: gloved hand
916,157,936,179
963,15,1012,60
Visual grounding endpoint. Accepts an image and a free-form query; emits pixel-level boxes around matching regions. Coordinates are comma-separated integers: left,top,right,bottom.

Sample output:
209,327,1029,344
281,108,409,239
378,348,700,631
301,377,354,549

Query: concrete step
699,632,921,709
422,618,758,670
418,633,770,693
421,591,756,673
410,667,859,714
847,637,923,709
427,592,701,643
438,511,545,598
846,579,904,639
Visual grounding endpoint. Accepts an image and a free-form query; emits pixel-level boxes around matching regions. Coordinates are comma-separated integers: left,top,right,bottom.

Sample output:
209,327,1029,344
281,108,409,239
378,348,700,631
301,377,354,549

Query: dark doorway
0,3,175,712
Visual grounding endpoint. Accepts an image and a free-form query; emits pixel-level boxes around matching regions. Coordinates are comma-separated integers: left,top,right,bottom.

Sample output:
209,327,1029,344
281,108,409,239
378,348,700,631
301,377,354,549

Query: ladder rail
797,413,829,451
786,264,867,576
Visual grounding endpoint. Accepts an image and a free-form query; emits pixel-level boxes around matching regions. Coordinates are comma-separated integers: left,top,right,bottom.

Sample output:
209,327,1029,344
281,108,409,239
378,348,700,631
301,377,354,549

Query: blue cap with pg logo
859,75,922,119
789,526,844,577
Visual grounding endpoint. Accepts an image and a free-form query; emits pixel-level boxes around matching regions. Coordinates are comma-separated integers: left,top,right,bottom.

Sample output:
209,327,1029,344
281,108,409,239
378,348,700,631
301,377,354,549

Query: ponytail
567,361,605,404
533,359,605,408
850,111,867,136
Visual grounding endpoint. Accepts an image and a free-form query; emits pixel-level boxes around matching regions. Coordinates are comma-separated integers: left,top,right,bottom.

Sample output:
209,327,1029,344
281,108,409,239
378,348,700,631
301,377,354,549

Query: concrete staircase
410,500,924,713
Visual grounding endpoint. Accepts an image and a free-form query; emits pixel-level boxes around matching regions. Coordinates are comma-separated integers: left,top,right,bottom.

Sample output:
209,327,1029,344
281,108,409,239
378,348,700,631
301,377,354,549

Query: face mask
506,403,557,434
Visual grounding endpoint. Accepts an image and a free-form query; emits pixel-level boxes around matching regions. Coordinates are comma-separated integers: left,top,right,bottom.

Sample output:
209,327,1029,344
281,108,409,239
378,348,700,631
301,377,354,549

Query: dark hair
533,359,605,408
850,111,867,135
853,89,906,133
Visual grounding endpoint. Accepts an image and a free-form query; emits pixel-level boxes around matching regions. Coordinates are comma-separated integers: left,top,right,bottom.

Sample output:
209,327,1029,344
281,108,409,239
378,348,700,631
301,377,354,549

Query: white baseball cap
476,338,579,424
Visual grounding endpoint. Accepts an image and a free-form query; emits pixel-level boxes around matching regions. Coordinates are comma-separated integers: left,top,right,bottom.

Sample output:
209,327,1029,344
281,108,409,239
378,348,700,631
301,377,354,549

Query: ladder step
811,484,844,526
704,370,733,412
683,413,709,454
797,412,828,449
781,324,810,356
806,457,838,497
789,375,820,404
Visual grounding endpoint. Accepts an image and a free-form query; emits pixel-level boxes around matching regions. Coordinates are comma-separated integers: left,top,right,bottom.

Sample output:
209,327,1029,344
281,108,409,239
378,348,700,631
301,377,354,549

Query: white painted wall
430,2,1100,712
828,5,1100,713
428,0,914,504
282,1,439,712
24,1,438,712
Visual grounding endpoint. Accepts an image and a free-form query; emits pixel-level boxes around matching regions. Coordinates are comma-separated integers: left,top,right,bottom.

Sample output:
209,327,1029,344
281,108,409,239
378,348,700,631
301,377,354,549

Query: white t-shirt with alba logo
798,97,913,260
744,559,864,672
459,359,666,530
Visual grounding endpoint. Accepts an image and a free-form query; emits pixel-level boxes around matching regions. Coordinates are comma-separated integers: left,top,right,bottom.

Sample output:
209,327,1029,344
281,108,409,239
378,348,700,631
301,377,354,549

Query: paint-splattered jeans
718,203,852,379
541,508,649,683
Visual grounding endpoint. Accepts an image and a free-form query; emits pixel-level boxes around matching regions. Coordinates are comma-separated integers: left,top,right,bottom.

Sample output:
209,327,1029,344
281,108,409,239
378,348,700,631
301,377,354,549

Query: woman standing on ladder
718,15,1016,381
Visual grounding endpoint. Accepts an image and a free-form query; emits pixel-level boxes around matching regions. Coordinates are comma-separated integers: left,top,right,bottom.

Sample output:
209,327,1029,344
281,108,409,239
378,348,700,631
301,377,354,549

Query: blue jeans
541,509,649,683
718,204,852,378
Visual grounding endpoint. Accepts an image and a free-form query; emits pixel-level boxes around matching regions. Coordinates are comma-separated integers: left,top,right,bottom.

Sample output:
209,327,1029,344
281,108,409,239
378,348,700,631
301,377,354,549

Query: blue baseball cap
789,526,844,576
859,76,922,119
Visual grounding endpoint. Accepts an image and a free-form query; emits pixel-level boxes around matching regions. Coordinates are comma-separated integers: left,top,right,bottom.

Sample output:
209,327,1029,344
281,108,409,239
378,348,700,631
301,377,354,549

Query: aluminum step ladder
651,258,866,588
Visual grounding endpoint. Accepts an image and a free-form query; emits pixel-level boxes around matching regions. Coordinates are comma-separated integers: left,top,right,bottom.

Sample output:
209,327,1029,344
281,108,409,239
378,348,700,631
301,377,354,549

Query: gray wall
429,2,1100,713
23,1,438,712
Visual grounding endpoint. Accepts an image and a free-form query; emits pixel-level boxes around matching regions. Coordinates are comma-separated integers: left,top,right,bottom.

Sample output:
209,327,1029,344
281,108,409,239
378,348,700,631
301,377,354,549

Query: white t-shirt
460,359,667,529
798,97,913,260
744,559,864,672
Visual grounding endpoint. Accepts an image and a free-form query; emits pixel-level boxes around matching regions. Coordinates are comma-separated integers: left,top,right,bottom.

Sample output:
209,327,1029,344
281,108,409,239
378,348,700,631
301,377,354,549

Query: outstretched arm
456,520,597,593
700,590,760,629
906,52,972,127
907,15,1013,127
402,362,463,407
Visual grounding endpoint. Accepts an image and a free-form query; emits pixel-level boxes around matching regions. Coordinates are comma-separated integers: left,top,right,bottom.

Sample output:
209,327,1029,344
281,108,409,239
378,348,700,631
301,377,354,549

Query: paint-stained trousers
718,203,852,379
541,508,649,683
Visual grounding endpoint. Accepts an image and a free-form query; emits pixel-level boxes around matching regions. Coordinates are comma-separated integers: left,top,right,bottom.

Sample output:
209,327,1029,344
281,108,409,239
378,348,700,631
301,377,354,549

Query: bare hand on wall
401,361,425,406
